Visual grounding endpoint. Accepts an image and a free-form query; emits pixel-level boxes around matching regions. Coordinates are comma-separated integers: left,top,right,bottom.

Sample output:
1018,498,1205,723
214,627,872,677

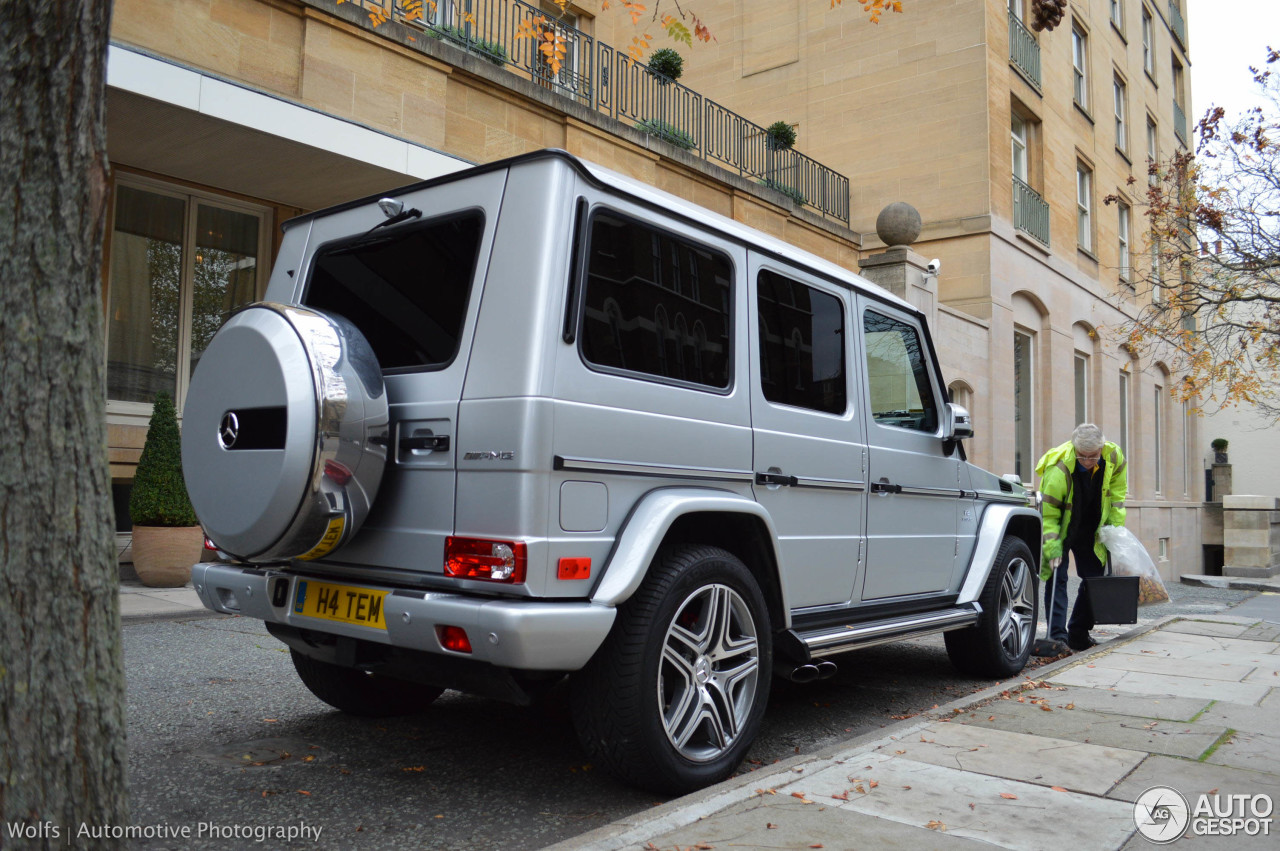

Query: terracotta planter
131,525,203,588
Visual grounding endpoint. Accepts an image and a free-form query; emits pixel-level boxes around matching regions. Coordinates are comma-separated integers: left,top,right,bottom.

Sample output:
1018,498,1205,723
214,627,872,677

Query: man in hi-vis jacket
1033,423,1128,655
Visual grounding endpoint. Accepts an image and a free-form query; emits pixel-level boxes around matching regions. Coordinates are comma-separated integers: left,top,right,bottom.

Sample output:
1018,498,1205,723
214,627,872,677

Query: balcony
1173,99,1188,146
331,0,850,224
1168,1,1187,50
1012,176,1050,246
1008,12,1041,89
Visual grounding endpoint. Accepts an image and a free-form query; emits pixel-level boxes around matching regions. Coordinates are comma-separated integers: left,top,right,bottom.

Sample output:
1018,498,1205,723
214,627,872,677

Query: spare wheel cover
181,303,389,562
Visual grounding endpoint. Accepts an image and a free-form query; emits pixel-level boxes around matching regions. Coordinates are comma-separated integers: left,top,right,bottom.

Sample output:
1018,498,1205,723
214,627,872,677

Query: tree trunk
0,1,128,846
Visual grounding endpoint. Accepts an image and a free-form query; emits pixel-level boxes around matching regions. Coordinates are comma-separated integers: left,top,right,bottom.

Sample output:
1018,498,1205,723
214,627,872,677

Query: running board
782,604,983,662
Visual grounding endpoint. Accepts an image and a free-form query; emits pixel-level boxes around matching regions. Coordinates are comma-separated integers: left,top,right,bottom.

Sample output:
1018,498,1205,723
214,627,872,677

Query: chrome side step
787,604,983,661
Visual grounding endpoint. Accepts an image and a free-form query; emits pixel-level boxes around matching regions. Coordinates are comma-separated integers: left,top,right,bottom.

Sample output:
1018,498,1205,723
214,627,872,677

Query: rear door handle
400,434,450,452
755,472,798,487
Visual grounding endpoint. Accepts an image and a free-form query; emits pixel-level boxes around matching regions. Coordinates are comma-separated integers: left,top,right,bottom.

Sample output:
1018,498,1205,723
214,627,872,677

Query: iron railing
1008,11,1041,89
1012,176,1050,246
336,0,851,223
1167,1,1186,50
1173,99,1188,146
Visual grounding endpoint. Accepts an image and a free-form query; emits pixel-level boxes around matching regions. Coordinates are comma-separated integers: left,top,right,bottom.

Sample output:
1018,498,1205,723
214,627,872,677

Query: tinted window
757,270,846,414
863,310,938,432
580,212,732,389
305,213,483,371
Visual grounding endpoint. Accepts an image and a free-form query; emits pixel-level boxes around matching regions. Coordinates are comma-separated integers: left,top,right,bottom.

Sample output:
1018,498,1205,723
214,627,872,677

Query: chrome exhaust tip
782,664,820,683
815,660,838,680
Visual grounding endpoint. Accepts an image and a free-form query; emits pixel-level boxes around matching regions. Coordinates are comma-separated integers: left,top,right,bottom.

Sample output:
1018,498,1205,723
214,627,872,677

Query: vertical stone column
1222,495,1280,578
857,202,938,332
1210,462,1232,501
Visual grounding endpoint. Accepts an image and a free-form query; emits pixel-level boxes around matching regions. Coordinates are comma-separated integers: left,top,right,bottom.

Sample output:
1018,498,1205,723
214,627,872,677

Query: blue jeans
1045,540,1105,641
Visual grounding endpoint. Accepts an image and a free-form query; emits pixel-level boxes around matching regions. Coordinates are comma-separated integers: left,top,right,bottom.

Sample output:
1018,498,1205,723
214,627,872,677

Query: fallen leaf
1208,788,1219,795
869,780,879,789
297,790,311,796
832,791,850,801
1000,793,1018,799
1052,786,1068,792
902,785,912,790
969,802,976,810
988,715,996,721
810,845,824,849
766,823,778,830
695,844,714,850
263,718,278,723
1040,705,1053,712
1065,703,1075,710
853,784,865,794
895,749,906,754
927,820,946,831
435,815,444,819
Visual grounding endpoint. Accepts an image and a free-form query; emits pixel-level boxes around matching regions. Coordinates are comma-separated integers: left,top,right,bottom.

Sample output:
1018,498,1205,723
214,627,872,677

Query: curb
1180,573,1280,593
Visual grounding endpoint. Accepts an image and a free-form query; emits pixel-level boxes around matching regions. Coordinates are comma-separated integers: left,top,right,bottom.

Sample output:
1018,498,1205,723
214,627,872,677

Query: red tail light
557,557,591,580
437,625,472,653
444,537,527,583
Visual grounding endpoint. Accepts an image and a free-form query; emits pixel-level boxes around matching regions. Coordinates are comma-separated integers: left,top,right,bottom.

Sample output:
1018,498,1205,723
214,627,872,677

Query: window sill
1074,102,1095,124
1145,70,1158,88
1077,245,1099,263
1111,21,1127,43
1116,147,1132,166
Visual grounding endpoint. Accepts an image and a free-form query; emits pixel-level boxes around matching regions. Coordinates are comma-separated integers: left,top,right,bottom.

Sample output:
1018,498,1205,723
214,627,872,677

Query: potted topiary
1211,438,1229,464
764,120,797,151
646,48,684,83
129,391,203,587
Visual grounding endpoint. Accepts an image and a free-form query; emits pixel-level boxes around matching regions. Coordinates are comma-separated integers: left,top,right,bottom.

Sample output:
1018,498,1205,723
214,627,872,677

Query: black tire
945,537,1038,678
571,545,773,795
291,650,443,717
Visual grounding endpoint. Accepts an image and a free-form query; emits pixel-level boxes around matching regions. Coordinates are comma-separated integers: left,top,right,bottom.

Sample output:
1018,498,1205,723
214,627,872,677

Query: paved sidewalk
546,593,1280,851
118,579,215,621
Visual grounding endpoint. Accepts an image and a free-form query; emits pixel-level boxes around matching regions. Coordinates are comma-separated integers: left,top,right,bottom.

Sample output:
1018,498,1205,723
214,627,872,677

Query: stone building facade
104,0,1204,576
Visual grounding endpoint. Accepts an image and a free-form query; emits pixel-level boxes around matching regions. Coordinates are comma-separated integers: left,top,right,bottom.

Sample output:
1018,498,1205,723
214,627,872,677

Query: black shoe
1067,633,1099,651
1032,638,1070,657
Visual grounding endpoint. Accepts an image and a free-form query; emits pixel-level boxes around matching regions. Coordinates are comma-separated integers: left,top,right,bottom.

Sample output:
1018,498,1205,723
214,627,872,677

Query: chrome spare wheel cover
998,556,1036,658
659,584,761,762
181,303,389,562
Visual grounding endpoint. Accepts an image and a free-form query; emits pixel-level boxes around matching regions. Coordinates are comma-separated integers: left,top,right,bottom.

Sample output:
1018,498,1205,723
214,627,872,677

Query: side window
863,310,938,432
580,211,732,389
756,269,846,415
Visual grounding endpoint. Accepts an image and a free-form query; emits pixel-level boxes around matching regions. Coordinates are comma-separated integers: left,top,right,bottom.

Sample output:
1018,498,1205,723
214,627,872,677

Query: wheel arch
956,504,1042,605
590,488,785,628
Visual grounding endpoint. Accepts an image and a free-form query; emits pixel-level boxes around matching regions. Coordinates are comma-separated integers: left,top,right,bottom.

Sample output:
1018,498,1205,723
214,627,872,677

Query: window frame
1114,74,1129,154
1118,201,1132,283
1076,161,1094,253
756,267,849,417
1074,353,1089,425
1011,112,1029,182
863,308,941,435
1013,328,1035,482
1110,0,1125,35
1141,6,1155,78
104,171,271,422
1072,23,1090,111
1153,383,1164,494
1118,369,1130,458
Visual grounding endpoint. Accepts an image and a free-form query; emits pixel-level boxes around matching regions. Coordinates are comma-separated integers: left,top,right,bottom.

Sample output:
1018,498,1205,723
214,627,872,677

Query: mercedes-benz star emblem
219,411,240,450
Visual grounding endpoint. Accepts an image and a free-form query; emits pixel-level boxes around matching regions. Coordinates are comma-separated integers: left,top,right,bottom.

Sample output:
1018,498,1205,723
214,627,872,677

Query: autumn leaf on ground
832,791,850,801
1052,786,1069,792
902,785,912,790
810,845,824,849
1000,792,1018,799
1040,705,1053,712
1208,788,1219,794
869,780,879,789
791,791,813,804
766,823,778,830
926,820,946,831
297,790,311,796
988,716,996,721
969,802,976,810
895,749,906,754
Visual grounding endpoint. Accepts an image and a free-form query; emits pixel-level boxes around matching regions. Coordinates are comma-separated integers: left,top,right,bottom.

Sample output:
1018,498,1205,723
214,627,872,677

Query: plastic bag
1098,525,1169,606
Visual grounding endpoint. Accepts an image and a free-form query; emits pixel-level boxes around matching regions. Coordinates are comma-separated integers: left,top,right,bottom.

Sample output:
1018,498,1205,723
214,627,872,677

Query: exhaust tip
815,660,838,680
783,664,820,684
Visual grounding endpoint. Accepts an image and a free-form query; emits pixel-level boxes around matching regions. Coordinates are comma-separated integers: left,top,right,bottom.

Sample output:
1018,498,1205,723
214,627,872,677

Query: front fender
955,503,1042,605
590,487,781,607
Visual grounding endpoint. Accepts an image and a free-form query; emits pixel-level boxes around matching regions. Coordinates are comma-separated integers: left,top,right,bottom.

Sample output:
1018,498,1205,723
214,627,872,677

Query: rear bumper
192,563,616,671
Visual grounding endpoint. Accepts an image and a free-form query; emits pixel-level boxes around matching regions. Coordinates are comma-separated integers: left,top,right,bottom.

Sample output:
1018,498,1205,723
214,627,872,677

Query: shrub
129,391,198,527
759,178,807,206
1210,438,1229,451
764,120,797,151
647,48,684,83
636,119,695,150
430,24,508,66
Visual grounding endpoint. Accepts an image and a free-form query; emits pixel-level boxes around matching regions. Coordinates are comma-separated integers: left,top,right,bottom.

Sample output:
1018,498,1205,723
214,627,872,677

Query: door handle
871,478,902,495
401,434,450,452
755,471,798,487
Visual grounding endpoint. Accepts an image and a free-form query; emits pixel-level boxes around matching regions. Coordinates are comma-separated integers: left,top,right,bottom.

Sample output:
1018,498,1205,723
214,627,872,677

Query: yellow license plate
293,580,388,630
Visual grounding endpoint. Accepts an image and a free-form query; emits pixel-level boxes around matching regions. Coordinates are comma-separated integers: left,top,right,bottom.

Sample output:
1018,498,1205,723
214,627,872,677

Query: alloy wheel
998,556,1036,658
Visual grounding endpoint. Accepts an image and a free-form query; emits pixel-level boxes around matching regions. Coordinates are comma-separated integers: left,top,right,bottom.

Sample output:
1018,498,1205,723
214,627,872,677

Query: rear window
579,211,733,389
304,212,483,371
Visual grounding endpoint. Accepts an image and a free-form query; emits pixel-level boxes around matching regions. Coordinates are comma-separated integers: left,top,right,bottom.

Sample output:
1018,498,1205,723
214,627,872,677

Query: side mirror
945,403,974,440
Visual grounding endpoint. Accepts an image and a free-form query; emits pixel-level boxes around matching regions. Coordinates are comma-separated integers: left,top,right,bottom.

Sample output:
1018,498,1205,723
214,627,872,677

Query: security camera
926,258,941,275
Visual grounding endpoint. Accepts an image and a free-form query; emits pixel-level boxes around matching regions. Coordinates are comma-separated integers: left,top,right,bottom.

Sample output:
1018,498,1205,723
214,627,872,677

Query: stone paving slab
767,751,1137,851
868,721,1145,796
1162,620,1258,638
1205,729,1280,774
1135,630,1280,654
1087,651,1258,682
1108,753,1280,803
1052,666,1273,705
1196,699,1280,735
1039,686,1209,722
962,702,1228,760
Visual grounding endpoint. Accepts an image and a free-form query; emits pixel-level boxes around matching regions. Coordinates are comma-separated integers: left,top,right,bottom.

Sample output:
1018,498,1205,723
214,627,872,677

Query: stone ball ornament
876,202,922,247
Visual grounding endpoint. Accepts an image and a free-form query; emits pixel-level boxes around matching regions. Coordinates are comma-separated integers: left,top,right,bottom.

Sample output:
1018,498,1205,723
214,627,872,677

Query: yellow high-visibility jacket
1035,440,1127,580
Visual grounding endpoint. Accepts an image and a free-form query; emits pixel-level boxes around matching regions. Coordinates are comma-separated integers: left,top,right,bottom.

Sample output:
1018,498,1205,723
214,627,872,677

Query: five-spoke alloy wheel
945,536,1038,678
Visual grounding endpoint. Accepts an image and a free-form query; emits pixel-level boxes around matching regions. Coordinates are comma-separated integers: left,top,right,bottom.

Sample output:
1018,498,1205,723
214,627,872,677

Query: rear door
297,171,507,574
749,258,866,609
856,298,962,600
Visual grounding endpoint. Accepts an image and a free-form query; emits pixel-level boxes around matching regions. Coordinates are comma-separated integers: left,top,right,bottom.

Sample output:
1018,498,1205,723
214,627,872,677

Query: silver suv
183,150,1041,794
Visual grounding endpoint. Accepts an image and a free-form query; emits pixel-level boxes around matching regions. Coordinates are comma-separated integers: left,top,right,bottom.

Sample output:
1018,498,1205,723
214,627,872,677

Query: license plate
293,580,388,630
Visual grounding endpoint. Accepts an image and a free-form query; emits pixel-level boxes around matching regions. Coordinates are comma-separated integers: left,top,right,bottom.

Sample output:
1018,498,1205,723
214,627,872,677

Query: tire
571,545,773,795
945,537,1038,678
291,650,443,717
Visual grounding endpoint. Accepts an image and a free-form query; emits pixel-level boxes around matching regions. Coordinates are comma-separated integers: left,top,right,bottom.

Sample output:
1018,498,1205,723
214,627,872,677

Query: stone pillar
1210,462,1232,501
1222,495,1280,578
858,202,938,331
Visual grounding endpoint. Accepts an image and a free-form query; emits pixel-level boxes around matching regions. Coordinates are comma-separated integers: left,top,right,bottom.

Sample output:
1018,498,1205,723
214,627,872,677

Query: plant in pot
128,391,203,587
639,49,689,149
646,47,684,83
764,120,797,151
1211,438,1229,464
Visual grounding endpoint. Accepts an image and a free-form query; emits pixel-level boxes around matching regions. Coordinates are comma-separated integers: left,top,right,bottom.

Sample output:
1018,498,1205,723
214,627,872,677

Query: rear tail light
444,537,527,583
204,536,217,551
557,557,591,580
437,625,472,653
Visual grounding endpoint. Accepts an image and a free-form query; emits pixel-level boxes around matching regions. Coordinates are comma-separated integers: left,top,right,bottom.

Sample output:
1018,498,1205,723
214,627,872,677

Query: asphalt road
122,579,1254,850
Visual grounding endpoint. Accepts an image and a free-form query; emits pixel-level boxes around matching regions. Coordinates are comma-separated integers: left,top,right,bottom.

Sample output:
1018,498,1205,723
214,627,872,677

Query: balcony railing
334,0,850,223
1008,12,1041,89
1168,1,1187,50
1012,176,1050,246
1173,99,1188,146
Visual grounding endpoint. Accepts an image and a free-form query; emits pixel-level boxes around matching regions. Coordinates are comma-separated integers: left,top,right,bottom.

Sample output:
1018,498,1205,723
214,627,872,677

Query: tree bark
0,1,128,846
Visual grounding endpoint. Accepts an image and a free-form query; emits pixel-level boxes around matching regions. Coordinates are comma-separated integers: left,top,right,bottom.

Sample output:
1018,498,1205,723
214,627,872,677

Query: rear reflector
437,625,472,653
444,537,527,583
557,557,591,580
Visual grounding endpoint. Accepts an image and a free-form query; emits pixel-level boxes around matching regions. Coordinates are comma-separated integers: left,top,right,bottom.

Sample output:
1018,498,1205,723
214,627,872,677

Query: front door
857,299,961,600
